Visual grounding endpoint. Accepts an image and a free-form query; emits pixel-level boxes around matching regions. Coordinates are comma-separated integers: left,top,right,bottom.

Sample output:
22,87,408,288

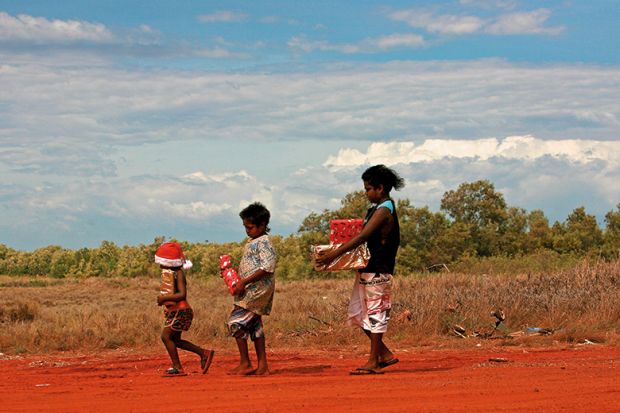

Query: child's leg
174,334,214,372
357,273,394,371
362,328,394,362
253,335,269,375
367,332,383,368
354,330,384,371
175,336,204,357
228,337,254,375
161,327,182,370
227,306,260,375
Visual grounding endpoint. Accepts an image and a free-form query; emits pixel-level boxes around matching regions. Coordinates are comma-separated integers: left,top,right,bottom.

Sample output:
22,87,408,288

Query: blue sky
1,0,619,250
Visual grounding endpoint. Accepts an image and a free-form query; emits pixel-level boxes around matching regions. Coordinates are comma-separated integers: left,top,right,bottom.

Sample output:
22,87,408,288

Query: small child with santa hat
155,241,214,376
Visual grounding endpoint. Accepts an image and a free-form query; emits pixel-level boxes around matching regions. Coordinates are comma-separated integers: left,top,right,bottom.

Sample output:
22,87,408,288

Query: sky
1,0,619,251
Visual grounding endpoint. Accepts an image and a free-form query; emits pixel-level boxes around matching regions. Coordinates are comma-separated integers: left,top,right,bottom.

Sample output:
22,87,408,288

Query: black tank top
362,199,400,274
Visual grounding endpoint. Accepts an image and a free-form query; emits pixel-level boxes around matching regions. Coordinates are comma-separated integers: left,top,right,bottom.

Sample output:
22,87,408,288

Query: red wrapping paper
330,219,364,244
219,255,241,295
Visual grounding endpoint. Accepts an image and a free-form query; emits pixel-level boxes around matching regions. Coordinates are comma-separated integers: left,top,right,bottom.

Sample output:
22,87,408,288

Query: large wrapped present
311,243,370,272
219,255,241,295
330,219,364,244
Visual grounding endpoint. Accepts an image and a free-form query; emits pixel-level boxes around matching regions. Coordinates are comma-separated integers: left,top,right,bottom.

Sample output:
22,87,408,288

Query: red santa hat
155,242,192,269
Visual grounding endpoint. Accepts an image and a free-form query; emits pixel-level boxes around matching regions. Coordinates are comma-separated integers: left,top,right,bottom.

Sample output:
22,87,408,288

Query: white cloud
2,59,619,248
388,10,485,34
486,9,564,35
155,200,231,219
459,0,517,10
373,34,426,49
323,136,620,170
0,11,115,43
2,60,619,180
183,170,254,185
388,7,563,36
193,47,248,59
3,134,618,249
198,11,248,23
287,36,358,54
288,33,425,54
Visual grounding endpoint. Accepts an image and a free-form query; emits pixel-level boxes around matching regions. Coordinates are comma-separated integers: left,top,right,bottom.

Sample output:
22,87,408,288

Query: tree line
1,180,618,279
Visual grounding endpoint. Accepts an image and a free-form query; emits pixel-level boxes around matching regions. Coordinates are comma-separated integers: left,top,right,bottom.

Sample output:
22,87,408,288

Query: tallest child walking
317,164,404,375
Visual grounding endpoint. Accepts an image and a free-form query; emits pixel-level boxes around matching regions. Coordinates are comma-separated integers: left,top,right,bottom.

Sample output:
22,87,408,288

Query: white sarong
347,272,392,334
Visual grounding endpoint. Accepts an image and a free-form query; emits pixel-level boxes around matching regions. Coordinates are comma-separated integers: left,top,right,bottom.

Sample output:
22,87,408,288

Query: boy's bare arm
232,268,272,295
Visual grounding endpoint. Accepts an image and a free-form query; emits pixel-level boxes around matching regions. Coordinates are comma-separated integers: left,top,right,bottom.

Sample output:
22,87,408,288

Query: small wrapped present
311,243,370,272
330,219,364,244
159,268,177,308
160,269,175,296
219,255,241,295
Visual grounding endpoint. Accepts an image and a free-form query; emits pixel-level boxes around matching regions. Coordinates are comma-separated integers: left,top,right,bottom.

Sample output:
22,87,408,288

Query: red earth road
2,345,619,412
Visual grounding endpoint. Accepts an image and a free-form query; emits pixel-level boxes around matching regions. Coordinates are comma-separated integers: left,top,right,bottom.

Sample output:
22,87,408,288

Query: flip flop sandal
378,358,399,368
201,349,215,374
162,367,188,377
350,367,384,375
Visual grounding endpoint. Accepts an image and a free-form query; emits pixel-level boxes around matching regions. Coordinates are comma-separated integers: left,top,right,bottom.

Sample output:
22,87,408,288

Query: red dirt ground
2,345,619,412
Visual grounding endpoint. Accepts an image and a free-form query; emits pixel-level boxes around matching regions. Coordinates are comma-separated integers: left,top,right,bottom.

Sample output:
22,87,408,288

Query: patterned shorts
227,305,264,341
164,307,194,332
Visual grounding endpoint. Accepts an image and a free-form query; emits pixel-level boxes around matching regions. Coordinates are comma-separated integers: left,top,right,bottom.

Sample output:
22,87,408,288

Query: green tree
434,221,476,264
527,209,553,250
498,207,529,255
552,207,603,254
49,247,75,278
440,180,508,256
28,246,63,276
91,241,120,276
398,201,452,270
602,203,620,258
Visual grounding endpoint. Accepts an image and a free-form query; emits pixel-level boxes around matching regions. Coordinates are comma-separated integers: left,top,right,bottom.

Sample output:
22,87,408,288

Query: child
316,164,404,375
227,202,277,376
155,241,215,377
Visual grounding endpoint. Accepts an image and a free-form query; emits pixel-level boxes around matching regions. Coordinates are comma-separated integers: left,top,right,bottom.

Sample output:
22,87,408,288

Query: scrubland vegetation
1,258,618,354
0,180,618,354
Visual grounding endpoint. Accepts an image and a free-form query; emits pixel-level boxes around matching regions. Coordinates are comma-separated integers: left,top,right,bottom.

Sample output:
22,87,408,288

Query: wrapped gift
160,269,175,296
219,255,241,295
312,243,370,271
159,268,177,308
330,219,364,245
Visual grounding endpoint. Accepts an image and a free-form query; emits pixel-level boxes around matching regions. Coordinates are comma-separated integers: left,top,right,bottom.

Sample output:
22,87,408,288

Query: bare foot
228,364,255,375
379,351,394,364
357,361,381,371
237,365,257,375
378,355,399,369
253,365,270,376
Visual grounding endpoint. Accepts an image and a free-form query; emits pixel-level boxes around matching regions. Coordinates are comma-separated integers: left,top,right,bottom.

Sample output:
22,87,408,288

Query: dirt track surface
3,345,619,413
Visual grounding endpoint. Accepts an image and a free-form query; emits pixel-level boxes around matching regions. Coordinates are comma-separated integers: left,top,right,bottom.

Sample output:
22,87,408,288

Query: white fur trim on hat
154,255,184,267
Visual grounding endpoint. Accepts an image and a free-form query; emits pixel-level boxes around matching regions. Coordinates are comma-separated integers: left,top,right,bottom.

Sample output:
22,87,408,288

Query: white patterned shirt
234,234,277,315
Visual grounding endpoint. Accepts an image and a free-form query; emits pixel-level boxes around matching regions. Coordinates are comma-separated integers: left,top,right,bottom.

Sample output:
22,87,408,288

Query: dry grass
1,259,618,354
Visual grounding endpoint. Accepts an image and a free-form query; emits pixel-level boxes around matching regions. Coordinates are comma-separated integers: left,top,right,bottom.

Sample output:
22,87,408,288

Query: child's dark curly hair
361,164,405,193
239,202,271,230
